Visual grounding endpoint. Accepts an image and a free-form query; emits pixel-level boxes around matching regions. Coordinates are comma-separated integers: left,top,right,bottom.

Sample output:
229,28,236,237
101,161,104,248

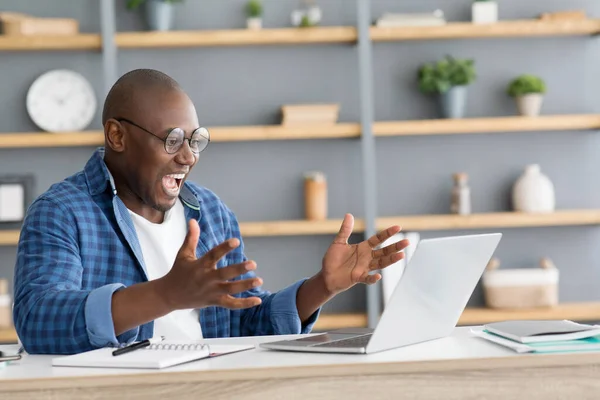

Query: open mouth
162,173,185,196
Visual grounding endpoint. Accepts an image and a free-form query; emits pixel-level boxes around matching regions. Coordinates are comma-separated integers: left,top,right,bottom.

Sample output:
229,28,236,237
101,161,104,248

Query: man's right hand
156,219,263,311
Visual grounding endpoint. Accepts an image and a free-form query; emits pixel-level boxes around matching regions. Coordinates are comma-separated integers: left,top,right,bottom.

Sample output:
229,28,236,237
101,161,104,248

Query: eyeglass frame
114,117,210,154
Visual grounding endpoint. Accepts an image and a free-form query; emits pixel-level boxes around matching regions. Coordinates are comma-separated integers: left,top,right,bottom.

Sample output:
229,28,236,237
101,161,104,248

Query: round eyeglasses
116,118,210,154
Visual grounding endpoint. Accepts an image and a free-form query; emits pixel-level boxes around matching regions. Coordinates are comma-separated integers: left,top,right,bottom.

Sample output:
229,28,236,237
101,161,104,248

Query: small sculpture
450,172,471,215
291,0,322,27
303,171,327,220
512,164,555,213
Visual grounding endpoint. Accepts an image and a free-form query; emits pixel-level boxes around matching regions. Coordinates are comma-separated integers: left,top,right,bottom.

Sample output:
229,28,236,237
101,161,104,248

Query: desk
1,327,600,399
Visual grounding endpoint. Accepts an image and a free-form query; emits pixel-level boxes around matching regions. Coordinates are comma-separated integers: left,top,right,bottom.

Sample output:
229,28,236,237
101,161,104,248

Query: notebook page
52,344,211,369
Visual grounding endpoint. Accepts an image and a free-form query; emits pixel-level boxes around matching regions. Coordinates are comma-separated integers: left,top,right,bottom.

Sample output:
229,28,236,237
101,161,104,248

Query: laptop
260,233,502,354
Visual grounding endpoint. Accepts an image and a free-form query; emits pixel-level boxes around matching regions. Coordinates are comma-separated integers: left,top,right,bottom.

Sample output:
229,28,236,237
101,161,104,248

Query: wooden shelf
4,305,600,340
370,19,600,41
0,124,360,149
459,302,600,325
0,327,17,343
0,230,19,246
377,210,600,232
0,131,104,149
2,211,599,245
314,302,600,331
2,114,598,149
116,27,357,48
239,218,365,237
1,20,597,51
0,34,101,51
210,123,360,142
373,115,600,137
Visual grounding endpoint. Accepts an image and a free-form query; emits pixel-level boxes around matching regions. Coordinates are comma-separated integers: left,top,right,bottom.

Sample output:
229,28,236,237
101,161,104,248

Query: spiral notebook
52,342,254,369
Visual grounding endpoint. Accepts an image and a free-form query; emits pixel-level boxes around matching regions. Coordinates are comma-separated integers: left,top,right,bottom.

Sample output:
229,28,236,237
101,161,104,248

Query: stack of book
374,10,446,28
471,320,600,353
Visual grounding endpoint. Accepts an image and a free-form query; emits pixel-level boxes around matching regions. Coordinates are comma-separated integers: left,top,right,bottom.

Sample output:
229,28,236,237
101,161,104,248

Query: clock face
26,69,97,132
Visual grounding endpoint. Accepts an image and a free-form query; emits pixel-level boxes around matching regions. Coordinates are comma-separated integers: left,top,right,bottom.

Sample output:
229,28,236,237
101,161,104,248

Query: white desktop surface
0,327,533,381
4,327,600,400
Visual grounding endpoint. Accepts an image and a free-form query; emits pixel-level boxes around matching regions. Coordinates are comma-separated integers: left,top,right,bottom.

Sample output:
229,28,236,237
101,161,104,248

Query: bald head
102,69,182,125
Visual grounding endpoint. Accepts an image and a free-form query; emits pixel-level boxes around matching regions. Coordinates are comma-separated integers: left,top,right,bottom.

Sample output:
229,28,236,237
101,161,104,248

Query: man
13,69,408,355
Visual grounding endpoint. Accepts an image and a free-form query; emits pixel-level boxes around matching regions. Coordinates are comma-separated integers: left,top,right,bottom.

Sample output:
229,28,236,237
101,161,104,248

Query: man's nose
175,140,197,165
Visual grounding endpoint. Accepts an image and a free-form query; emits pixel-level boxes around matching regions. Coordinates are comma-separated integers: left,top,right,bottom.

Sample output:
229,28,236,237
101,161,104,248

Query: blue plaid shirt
13,148,319,354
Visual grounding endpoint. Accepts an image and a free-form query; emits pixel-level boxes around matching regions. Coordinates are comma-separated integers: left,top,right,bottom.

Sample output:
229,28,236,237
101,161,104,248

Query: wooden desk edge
4,351,600,392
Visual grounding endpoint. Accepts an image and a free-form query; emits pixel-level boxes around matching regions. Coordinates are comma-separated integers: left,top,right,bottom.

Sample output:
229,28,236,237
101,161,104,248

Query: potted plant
246,0,263,30
472,0,498,24
507,74,546,116
418,55,476,119
126,0,184,32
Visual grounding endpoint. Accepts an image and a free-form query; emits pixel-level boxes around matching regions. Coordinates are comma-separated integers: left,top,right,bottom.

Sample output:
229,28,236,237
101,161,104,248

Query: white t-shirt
128,199,203,341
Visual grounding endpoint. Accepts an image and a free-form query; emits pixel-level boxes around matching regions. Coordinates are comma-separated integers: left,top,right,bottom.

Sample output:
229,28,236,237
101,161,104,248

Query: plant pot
439,86,468,119
246,17,262,30
144,0,174,32
472,1,498,24
512,164,555,213
516,94,544,117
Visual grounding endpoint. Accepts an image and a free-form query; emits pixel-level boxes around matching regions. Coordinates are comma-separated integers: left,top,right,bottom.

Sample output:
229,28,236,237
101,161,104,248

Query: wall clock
26,69,97,132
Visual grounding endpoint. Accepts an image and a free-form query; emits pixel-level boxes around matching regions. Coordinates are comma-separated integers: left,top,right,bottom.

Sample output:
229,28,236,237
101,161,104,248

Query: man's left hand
320,213,409,295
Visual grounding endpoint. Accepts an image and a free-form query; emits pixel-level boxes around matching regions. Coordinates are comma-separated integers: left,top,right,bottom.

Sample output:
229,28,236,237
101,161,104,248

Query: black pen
112,336,165,356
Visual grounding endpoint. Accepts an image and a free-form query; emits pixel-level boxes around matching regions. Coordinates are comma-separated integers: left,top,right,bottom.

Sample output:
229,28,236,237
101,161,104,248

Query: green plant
300,14,313,27
418,56,476,94
126,0,184,10
246,0,263,18
507,74,547,97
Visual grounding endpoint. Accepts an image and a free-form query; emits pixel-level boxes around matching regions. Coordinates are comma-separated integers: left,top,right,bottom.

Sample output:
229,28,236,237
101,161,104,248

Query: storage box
281,104,340,126
0,12,79,36
482,258,559,309
539,10,587,22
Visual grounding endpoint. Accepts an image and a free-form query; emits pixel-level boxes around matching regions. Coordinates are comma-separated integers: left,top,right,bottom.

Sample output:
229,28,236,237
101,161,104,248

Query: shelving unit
313,302,600,331
1,1,599,334
370,19,600,41
0,34,101,51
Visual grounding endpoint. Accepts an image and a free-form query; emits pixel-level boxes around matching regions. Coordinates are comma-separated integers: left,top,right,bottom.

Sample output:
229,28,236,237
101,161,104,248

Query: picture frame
0,175,34,230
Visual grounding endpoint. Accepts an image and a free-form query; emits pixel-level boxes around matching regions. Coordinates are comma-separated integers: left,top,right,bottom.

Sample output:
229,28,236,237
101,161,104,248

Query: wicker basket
0,12,79,36
482,257,559,309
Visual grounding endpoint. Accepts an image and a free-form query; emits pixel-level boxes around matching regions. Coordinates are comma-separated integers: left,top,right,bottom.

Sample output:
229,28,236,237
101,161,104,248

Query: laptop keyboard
313,334,372,348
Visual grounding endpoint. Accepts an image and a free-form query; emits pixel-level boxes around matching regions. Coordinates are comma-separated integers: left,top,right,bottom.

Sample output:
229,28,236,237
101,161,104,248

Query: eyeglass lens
165,127,210,154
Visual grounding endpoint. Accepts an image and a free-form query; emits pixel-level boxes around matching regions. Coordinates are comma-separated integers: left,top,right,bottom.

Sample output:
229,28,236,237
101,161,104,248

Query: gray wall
0,0,599,315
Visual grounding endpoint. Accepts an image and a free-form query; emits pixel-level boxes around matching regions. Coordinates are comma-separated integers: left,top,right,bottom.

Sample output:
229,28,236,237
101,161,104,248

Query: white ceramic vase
516,94,544,117
144,0,174,31
247,17,262,30
512,164,555,213
472,1,498,24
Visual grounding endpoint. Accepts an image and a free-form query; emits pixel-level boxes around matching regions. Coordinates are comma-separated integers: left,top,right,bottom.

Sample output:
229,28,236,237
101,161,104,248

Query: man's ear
105,119,125,152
